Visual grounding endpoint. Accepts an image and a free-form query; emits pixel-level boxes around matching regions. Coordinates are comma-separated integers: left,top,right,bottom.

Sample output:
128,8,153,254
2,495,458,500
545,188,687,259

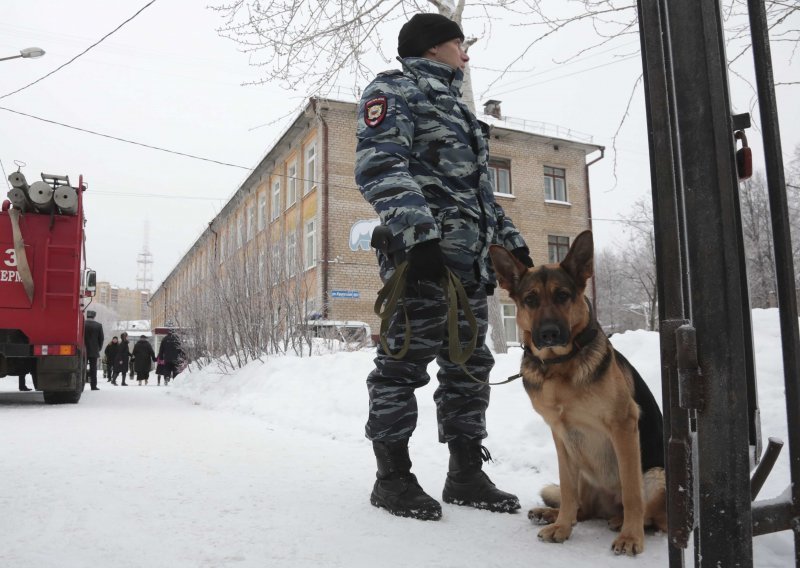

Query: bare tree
594,247,643,333
596,198,658,331
739,173,778,307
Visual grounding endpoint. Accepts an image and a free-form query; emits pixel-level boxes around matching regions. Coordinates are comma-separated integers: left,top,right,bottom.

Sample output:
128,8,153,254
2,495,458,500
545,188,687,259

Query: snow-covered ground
1,309,794,567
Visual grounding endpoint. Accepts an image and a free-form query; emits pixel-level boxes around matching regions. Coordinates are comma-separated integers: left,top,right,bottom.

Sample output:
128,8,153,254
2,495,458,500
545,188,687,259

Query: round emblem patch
364,96,388,128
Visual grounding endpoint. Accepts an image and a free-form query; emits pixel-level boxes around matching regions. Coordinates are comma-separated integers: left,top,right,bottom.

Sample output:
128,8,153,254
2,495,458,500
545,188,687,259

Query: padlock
734,130,752,181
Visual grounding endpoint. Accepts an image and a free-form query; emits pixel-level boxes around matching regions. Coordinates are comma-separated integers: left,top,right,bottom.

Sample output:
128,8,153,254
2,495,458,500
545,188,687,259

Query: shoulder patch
364,95,388,128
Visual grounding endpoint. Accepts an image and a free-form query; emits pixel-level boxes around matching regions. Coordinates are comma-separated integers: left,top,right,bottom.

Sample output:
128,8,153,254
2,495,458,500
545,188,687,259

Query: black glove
406,240,448,282
511,247,534,268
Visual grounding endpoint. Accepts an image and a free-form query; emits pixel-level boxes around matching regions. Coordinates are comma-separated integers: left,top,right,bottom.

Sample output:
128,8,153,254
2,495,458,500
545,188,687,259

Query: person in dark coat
112,332,131,386
155,357,168,386
83,310,104,390
104,337,119,381
157,330,184,384
132,335,156,386
18,373,32,391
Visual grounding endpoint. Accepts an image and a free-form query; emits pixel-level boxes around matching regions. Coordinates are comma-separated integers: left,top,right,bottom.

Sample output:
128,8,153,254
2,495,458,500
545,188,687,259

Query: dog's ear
489,244,528,293
560,230,594,289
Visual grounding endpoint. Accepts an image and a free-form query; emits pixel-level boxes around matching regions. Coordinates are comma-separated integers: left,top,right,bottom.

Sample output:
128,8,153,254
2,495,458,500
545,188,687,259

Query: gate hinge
676,324,704,411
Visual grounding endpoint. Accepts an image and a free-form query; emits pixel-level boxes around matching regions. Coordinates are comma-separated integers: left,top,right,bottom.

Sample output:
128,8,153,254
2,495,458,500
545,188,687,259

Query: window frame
287,161,298,208
305,219,316,270
489,157,512,195
286,232,297,276
247,205,255,242
257,193,266,231
548,234,571,263
304,144,316,195
502,303,519,345
271,179,281,222
544,166,567,202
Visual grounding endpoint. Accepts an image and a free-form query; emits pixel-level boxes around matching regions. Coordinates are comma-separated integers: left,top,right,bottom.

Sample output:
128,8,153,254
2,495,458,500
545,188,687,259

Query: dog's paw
611,530,645,556
528,507,559,525
538,523,572,543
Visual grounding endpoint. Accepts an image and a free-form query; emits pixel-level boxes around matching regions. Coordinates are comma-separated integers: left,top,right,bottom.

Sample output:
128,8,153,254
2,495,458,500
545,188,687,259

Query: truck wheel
43,375,84,404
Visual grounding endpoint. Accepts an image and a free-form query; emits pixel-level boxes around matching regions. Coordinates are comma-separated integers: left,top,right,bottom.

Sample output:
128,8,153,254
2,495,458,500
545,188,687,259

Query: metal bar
751,437,784,500
747,1,800,562
636,2,691,563
752,499,796,536
664,0,755,565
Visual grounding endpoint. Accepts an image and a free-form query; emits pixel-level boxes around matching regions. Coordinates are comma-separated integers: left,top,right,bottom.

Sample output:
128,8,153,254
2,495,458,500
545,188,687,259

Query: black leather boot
370,440,442,521
442,439,520,513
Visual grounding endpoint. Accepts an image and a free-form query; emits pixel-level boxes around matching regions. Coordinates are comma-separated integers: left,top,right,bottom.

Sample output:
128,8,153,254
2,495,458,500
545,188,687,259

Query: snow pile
165,308,794,566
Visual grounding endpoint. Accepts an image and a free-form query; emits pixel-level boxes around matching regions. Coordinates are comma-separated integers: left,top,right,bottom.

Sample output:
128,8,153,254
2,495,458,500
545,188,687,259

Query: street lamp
0,47,46,62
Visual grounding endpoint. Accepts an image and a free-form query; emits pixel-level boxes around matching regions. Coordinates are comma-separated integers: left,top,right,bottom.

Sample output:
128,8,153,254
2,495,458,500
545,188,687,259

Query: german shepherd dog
488,230,666,556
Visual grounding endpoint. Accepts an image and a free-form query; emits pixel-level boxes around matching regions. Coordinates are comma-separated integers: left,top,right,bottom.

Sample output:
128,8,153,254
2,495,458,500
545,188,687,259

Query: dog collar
523,298,599,372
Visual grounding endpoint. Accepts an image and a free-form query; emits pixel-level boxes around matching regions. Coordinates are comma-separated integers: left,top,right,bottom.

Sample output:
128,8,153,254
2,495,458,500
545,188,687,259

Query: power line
0,0,158,101
0,105,251,170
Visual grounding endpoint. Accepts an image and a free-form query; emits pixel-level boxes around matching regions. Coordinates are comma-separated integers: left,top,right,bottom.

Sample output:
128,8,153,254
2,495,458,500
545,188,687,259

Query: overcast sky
2,0,797,290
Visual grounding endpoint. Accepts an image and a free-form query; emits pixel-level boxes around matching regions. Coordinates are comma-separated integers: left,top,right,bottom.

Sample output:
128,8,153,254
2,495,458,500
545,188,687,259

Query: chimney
483,100,502,119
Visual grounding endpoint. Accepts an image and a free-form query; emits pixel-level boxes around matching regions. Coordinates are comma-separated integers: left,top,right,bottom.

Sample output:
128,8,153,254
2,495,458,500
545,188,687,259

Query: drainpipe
585,146,605,317
312,98,331,319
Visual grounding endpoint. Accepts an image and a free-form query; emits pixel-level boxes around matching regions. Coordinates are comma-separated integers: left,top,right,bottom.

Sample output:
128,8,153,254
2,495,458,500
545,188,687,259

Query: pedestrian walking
132,335,156,386
104,337,119,381
111,332,131,386
354,12,534,521
156,330,184,385
83,310,104,390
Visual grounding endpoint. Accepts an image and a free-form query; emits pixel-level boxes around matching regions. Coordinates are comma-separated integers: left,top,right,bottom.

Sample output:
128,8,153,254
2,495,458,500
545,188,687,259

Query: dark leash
373,261,522,386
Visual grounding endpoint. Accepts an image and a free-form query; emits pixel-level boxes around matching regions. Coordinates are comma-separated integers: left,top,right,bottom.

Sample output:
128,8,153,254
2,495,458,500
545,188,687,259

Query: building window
548,235,570,263
258,193,266,231
271,180,281,221
271,244,281,284
544,166,567,201
305,144,316,195
489,158,511,194
287,161,297,207
286,233,297,276
305,220,316,270
502,303,519,344
247,205,255,241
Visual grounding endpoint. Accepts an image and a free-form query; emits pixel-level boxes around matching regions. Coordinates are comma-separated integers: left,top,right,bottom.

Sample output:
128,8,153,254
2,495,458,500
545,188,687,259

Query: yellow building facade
150,98,603,346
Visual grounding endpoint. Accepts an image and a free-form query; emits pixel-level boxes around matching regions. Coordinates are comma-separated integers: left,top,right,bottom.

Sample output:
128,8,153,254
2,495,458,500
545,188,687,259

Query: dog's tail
540,484,561,508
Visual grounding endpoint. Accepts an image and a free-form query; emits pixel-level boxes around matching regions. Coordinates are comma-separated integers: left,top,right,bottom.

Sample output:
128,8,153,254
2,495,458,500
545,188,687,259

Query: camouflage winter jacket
355,57,527,289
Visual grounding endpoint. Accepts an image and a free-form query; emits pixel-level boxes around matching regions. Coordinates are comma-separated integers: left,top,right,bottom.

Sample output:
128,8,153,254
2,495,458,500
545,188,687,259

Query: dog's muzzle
532,320,570,349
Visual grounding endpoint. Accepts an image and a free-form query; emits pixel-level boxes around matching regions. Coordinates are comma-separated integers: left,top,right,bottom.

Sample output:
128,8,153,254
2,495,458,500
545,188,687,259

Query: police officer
355,13,534,521
83,310,104,391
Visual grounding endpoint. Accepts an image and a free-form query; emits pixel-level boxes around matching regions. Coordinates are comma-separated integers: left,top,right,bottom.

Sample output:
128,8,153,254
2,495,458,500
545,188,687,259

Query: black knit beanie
397,13,465,58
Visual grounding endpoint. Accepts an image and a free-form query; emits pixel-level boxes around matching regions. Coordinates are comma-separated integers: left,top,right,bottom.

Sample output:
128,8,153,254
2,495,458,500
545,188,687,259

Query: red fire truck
0,170,96,403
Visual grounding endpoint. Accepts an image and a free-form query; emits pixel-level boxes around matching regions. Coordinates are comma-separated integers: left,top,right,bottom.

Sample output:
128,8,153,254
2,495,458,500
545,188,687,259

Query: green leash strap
374,261,412,360
374,262,520,386
444,268,477,365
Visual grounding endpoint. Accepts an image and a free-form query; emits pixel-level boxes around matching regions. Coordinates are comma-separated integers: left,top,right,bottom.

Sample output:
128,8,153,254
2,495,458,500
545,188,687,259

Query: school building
149,97,603,345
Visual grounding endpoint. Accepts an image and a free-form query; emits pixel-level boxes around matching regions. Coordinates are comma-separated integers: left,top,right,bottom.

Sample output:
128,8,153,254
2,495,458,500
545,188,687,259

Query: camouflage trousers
365,279,493,444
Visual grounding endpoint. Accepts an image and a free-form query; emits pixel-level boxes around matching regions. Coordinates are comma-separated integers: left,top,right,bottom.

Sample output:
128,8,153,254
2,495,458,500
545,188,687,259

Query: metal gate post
746,1,800,562
636,2,691,565
638,0,756,565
